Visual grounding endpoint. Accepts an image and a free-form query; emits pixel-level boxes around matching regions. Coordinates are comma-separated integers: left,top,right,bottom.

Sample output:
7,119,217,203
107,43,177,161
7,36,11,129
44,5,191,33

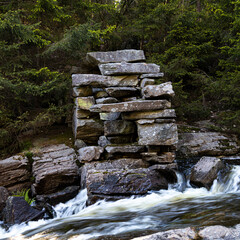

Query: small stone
99,112,121,121
140,78,155,88
105,145,145,154
74,139,87,149
136,119,155,125
78,146,104,162
106,87,138,98
140,72,164,79
96,97,118,104
98,136,111,147
72,86,92,97
104,120,135,136
95,91,108,98
142,82,175,99
75,97,95,110
99,62,160,76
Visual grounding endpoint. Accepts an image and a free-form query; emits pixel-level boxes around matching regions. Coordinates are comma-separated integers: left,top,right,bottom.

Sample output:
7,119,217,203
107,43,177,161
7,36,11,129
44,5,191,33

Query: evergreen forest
1,0,240,156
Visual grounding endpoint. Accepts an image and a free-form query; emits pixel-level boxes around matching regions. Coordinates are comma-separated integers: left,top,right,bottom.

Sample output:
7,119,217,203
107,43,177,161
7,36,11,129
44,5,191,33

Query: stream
1,161,240,240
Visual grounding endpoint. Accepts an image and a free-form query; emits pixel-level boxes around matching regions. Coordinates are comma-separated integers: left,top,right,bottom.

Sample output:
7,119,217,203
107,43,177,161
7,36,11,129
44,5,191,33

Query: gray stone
132,227,197,240
137,123,178,146
122,97,138,102
73,107,96,119
221,156,240,165
96,97,118,104
78,146,104,162
177,132,240,157
142,82,175,99
106,87,138,98
72,86,92,97
155,119,176,123
140,73,164,79
141,152,175,163
136,119,155,125
74,139,87,149
104,120,135,136
122,109,176,120
0,187,9,219
72,74,139,87
90,100,171,113
99,62,160,76
140,78,155,88
105,145,145,154
190,156,225,189
99,112,121,121
198,225,240,240
0,155,31,192
98,136,111,147
86,49,145,65
75,96,95,110
32,144,79,195
107,135,135,144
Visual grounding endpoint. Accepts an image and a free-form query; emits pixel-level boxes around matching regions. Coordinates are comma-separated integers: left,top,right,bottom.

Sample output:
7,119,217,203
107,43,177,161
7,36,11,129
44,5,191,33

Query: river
1,162,240,240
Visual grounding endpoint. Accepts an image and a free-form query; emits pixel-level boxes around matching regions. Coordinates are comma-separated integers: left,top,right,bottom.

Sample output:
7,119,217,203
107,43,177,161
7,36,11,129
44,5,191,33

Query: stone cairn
72,49,178,203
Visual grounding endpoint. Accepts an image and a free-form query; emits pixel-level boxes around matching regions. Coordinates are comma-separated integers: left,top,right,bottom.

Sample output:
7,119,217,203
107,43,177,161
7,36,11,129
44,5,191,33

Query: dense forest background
0,0,240,156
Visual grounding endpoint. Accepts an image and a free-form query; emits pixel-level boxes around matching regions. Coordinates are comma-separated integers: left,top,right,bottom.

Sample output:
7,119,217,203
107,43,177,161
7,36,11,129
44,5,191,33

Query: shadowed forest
0,0,240,155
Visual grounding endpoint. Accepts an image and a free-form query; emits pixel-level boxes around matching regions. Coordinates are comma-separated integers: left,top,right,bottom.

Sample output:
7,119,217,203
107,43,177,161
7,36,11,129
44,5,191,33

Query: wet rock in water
0,155,31,192
104,120,135,136
32,144,79,195
35,186,80,206
90,100,171,113
131,227,197,240
190,156,225,189
198,225,240,240
86,49,146,65
177,132,240,158
0,187,9,220
142,82,175,99
137,123,178,146
99,62,160,76
78,146,103,162
106,87,138,98
72,86,92,97
3,196,44,225
72,74,139,87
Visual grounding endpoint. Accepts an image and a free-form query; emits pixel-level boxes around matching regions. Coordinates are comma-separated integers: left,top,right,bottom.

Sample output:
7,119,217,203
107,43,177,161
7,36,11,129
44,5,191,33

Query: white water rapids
1,165,240,240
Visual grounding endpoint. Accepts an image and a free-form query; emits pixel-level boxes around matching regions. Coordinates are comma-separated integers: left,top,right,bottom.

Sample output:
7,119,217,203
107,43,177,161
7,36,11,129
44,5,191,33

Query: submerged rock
190,156,225,189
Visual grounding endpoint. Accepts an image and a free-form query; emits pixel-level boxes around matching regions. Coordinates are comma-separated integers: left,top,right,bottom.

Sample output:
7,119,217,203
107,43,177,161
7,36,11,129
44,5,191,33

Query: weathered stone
190,156,225,189
137,119,155,125
90,100,171,113
86,168,169,196
98,136,111,147
72,74,139,87
99,62,160,76
122,109,176,120
3,197,44,225
177,132,240,157
74,139,87,149
198,225,240,240
72,86,92,97
137,123,178,146
95,90,108,98
142,82,175,99
74,107,96,119
221,156,240,165
104,120,135,136
0,155,31,192
36,186,80,206
75,96,95,110
0,187,9,220
140,73,164,79
155,119,176,123
96,97,118,104
107,135,135,144
132,227,197,240
73,119,103,140
32,144,79,195
78,146,104,162
141,152,175,163
105,145,145,154
99,112,121,121
122,97,138,102
106,87,138,98
86,50,146,65
140,78,155,88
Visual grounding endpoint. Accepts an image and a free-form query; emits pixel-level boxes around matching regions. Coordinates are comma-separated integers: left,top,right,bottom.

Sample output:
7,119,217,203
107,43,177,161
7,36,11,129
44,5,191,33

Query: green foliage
13,189,35,205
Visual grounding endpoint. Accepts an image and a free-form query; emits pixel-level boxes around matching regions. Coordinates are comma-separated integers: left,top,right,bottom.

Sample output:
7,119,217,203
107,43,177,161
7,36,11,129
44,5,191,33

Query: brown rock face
72,86,92,97
104,120,135,136
190,156,225,189
32,144,79,195
106,87,138,98
0,155,31,192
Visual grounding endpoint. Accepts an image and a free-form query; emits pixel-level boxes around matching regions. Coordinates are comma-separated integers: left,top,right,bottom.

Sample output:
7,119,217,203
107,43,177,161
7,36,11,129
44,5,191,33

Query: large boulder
99,62,160,76
190,156,225,189
32,144,79,195
132,227,197,240
0,155,31,192
177,132,240,157
2,196,44,225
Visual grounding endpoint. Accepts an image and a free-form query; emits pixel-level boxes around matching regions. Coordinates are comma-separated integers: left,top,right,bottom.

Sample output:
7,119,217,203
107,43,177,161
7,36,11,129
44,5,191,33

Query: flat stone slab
90,100,171,113
86,49,145,65
72,86,92,97
96,97,118,104
99,112,121,121
105,145,145,154
142,82,175,99
141,152,175,163
140,72,164,79
140,78,155,88
99,62,160,76
104,120,135,136
75,97,95,110
106,87,138,98
72,74,139,87
137,123,178,146
122,109,176,120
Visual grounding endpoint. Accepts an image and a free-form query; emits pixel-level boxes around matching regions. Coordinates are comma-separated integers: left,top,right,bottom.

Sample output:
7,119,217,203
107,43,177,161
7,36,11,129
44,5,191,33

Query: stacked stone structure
72,49,178,203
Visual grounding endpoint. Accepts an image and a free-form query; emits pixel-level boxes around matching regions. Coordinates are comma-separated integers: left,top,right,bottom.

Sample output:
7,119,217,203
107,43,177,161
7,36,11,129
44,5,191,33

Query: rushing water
1,164,240,240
